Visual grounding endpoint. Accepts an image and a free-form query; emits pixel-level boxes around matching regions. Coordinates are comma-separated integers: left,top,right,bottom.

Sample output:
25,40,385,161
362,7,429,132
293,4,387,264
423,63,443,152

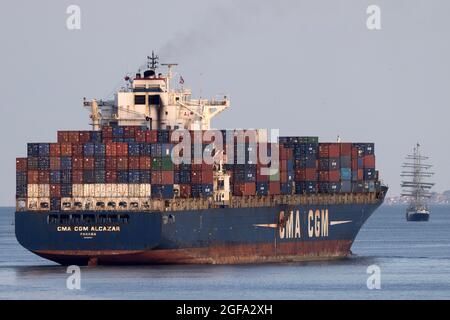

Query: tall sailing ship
401,143,434,222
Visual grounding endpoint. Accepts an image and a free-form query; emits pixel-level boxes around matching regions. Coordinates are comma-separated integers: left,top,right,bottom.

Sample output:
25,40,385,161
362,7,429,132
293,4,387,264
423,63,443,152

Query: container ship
15,53,388,265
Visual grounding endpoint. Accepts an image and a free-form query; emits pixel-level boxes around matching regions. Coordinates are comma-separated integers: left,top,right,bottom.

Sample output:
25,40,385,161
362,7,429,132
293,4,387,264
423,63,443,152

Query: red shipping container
328,170,340,182
145,130,158,143
68,131,80,143
139,156,152,170
328,143,340,158
50,184,61,197
79,131,91,143
280,171,289,183
351,158,358,171
269,181,281,195
340,143,352,156
106,170,117,183
83,157,94,170
57,131,69,143
49,143,61,157
117,157,128,170
27,170,39,183
116,143,128,156
72,144,83,157
106,142,117,157
72,157,83,170
60,143,72,156
305,168,317,181
16,158,27,171
180,184,191,198
103,138,113,143
102,126,113,139
106,157,117,170
233,182,256,196
38,171,50,183
72,170,83,184
319,171,329,182
192,163,214,171
151,171,162,184
363,155,375,168
129,156,140,170
161,171,174,184
135,129,146,142
279,145,293,160
50,157,61,171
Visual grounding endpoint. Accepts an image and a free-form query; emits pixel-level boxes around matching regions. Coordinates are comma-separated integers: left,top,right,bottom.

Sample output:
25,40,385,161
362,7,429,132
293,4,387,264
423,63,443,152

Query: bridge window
119,214,129,224
148,95,160,105
107,201,116,209
48,214,58,224
71,214,81,223
60,214,70,224
119,201,127,209
130,202,139,209
134,95,146,105
40,202,49,209
83,214,95,223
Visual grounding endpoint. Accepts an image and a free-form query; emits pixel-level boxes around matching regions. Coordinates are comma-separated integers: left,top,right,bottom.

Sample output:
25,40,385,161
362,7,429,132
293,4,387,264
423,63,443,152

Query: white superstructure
83,52,230,131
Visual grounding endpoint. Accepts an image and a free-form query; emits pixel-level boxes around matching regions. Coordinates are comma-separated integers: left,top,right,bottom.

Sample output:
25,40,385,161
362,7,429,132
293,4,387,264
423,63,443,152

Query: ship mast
401,143,434,210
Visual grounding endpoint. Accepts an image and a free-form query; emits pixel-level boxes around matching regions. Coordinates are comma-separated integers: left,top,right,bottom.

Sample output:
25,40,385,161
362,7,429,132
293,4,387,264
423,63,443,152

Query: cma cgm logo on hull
279,209,328,239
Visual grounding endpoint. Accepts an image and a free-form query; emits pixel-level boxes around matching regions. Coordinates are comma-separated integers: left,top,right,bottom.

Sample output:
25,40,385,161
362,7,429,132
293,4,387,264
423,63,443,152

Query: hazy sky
1,0,449,205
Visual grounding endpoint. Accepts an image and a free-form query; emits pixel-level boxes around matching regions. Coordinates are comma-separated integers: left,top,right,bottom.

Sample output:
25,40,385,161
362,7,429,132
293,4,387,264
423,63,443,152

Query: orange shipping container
16,158,27,171
139,156,152,170
106,143,117,157
50,157,61,171
27,170,39,183
233,182,256,196
49,143,61,157
60,143,72,156
269,181,281,195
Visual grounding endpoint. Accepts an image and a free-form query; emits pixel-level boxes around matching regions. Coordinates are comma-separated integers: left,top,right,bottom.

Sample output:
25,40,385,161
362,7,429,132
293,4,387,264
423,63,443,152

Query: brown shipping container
50,184,61,197
27,170,39,183
269,181,281,195
319,144,329,158
295,169,305,181
357,169,364,180
256,166,269,182
83,157,95,170
151,171,162,184
234,182,256,196
106,170,117,183
116,143,128,156
68,131,80,143
72,170,83,184
117,157,128,170
72,144,83,157
124,126,135,138
78,131,91,143
57,131,70,143
50,157,61,171
49,143,61,157
38,171,50,183
16,158,27,171
106,157,117,170
328,170,340,182
352,158,358,171
305,168,317,181
60,143,72,156
279,145,293,160
72,157,83,170
102,126,113,139
139,156,152,170
180,184,191,198
129,156,140,170
161,171,174,184
319,171,329,182
363,155,375,168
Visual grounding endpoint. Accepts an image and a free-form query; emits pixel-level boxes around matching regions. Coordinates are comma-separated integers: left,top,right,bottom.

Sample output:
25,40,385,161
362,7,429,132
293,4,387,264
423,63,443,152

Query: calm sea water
1,206,449,300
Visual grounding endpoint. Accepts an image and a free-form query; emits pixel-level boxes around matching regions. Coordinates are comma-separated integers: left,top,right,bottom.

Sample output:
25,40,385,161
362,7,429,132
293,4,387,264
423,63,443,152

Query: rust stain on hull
35,240,353,265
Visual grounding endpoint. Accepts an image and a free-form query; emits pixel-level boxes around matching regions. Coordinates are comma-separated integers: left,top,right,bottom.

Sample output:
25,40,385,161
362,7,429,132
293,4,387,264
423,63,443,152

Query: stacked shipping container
16,128,379,210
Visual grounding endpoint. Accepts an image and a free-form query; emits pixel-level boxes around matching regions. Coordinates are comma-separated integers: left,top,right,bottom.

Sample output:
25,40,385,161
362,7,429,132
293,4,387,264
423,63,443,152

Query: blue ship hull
15,200,384,265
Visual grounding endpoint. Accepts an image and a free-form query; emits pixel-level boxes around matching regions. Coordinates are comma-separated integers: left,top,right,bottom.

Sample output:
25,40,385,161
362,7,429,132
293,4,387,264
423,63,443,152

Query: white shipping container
72,184,84,197
139,184,151,198
128,184,140,197
38,184,50,198
117,184,129,197
27,184,39,198
83,184,95,197
27,198,39,210
94,184,106,197
105,184,114,198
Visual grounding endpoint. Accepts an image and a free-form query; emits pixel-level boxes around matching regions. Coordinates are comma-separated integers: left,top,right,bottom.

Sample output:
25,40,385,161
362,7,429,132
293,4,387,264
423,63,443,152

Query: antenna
147,51,159,71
